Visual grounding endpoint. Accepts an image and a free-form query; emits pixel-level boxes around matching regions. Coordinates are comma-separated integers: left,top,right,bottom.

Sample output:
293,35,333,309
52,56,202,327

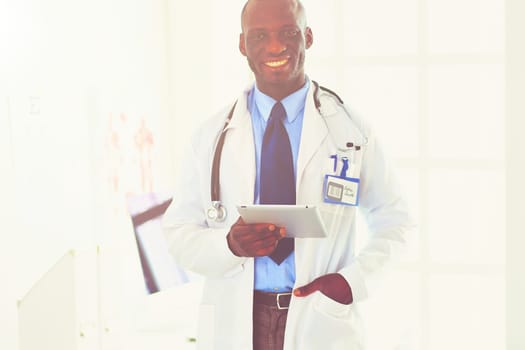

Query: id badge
323,175,360,206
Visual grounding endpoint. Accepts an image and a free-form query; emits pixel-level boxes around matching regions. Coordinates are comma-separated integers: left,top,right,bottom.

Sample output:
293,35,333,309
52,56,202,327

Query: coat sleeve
337,130,415,303
162,124,247,278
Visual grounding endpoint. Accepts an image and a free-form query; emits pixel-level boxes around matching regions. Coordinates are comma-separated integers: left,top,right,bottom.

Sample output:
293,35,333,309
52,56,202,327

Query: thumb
293,278,322,298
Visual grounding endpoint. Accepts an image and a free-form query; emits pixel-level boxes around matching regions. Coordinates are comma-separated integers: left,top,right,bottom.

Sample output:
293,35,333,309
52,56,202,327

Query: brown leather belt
253,291,292,310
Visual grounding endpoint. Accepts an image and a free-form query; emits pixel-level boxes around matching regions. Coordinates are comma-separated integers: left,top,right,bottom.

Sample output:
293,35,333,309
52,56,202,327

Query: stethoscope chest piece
207,201,227,222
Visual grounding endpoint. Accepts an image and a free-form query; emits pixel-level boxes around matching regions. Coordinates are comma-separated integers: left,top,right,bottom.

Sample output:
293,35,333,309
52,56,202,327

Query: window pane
427,0,504,54
427,64,504,160
427,169,505,265
343,0,418,56
428,274,505,350
343,66,419,158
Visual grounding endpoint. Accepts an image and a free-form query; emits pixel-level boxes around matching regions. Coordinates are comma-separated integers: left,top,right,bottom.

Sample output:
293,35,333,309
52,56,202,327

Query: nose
267,32,286,55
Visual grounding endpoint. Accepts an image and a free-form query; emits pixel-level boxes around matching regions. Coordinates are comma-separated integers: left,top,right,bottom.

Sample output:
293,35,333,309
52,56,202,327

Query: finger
247,227,286,256
252,235,282,254
241,223,282,236
253,245,278,256
251,223,276,233
229,221,276,241
293,278,322,298
253,226,287,244
232,227,280,245
236,222,275,232
257,226,285,239
237,233,281,255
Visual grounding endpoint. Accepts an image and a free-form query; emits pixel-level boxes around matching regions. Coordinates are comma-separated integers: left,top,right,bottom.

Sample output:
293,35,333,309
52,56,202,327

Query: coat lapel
222,89,256,206
296,87,329,190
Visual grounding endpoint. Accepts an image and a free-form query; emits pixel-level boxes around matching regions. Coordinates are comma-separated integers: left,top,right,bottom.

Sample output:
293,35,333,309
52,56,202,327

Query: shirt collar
253,79,310,123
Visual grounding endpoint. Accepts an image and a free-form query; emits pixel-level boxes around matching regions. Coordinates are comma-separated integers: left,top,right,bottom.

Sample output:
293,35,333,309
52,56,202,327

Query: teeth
265,59,288,67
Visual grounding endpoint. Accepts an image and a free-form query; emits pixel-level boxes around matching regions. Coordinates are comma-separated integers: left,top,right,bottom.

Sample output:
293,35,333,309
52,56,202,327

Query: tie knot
269,101,286,122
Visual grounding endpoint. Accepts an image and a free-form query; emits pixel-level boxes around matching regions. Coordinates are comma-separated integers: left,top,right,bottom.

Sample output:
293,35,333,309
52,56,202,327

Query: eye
248,32,266,41
283,29,299,38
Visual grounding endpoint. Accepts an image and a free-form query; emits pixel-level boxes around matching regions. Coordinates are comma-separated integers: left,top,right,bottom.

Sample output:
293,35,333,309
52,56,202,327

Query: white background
1,0,522,349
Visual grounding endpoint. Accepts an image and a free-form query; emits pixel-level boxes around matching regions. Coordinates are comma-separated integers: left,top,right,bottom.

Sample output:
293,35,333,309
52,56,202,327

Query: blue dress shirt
248,80,309,292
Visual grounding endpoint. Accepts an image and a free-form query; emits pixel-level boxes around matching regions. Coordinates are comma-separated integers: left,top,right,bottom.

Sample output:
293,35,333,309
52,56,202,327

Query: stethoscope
206,81,368,222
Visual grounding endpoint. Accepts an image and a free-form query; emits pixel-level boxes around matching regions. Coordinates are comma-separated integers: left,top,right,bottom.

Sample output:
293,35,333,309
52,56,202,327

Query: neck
257,77,306,101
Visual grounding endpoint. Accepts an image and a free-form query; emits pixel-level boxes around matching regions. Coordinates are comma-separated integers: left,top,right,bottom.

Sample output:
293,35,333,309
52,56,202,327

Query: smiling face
239,0,313,100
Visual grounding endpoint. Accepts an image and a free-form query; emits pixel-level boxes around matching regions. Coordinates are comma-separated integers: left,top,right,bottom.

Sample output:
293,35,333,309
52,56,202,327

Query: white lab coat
163,82,413,349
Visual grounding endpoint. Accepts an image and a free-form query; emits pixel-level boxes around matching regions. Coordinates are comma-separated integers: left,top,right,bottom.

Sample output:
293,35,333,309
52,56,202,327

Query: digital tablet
236,205,327,238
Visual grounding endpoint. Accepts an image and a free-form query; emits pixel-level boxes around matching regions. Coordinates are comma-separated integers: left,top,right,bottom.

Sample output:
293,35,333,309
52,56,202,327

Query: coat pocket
313,291,352,319
303,293,364,349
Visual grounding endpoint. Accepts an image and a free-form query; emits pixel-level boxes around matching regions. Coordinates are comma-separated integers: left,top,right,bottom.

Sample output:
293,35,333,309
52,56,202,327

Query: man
163,0,412,349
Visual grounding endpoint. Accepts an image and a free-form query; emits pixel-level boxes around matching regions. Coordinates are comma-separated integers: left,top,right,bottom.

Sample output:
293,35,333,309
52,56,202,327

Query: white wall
0,1,172,349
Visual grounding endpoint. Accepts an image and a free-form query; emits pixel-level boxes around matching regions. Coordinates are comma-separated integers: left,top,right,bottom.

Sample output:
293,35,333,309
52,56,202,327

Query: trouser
253,291,291,350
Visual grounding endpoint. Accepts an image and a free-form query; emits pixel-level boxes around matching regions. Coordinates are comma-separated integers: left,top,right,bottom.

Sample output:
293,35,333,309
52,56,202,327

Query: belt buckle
276,292,292,310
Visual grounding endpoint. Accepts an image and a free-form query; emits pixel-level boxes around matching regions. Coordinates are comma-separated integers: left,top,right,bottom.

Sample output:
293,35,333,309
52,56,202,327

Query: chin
263,70,298,84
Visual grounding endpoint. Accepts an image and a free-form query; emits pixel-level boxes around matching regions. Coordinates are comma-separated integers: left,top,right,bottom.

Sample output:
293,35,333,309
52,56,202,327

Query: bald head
241,0,307,32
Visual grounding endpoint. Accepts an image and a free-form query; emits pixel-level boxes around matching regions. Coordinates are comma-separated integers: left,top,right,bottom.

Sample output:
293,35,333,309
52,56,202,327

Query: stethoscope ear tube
208,102,237,222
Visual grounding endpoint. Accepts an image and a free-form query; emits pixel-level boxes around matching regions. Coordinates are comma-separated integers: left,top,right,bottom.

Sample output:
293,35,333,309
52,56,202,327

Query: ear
305,27,313,49
239,33,247,56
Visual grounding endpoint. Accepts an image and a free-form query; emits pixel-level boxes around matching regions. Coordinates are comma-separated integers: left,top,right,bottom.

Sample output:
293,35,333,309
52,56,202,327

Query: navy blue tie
260,101,295,265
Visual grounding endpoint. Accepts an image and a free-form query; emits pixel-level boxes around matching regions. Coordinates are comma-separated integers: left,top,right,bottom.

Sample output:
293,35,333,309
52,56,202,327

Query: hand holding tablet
236,205,327,238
